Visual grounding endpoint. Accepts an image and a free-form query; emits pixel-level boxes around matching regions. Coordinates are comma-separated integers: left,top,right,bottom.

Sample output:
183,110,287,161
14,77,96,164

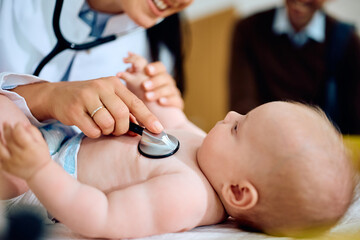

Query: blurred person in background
229,0,360,134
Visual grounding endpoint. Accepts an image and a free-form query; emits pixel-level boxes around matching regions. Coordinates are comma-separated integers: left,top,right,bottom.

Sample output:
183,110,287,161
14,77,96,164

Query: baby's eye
233,122,238,132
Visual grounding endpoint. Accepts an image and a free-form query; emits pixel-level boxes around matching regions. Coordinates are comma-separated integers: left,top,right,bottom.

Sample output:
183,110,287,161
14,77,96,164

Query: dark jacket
229,8,360,134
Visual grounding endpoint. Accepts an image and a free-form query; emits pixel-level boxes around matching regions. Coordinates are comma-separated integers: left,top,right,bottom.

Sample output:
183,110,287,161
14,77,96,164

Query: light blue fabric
1,123,84,224
59,133,84,175
272,7,326,47
39,122,76,155
79,2,112,38
39,122,84,177
2,85,18,90
60,2,113,81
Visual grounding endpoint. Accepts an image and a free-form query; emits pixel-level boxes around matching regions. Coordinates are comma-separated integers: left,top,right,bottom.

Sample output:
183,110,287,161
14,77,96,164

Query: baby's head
197,101,354,237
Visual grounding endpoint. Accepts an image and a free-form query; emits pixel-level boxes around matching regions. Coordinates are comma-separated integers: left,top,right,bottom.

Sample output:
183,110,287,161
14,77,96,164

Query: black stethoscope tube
33,0,117,76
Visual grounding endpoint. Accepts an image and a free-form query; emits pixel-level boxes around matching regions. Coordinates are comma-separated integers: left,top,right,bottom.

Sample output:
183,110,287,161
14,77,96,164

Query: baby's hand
0,123,51,181
123,52,148,74
118,52,184,109
118,53,152,98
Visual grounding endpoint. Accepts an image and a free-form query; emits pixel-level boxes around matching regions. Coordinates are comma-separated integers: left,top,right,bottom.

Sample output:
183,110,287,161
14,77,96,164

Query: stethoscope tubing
33,0,117,76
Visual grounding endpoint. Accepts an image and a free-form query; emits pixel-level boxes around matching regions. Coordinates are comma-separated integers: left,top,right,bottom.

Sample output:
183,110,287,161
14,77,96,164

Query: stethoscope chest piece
138,133,180,159
129,122,180,159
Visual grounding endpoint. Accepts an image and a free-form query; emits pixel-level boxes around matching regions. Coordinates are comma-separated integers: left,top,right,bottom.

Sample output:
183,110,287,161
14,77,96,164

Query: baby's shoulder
150,128,205,181
167,129,205,150
164,129,204,168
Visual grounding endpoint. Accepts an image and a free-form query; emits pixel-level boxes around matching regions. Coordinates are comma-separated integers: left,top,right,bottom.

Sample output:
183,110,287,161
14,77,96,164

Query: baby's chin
195,145,205,168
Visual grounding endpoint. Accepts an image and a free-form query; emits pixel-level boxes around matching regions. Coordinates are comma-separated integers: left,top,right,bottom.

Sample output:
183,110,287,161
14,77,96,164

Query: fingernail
146,92,155,100
143,81,153,90
159,97,167,104
153,121,164,132
147,65,155,74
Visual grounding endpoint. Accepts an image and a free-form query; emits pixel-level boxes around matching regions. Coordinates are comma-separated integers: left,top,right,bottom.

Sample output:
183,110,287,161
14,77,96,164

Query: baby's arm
0,123,206,238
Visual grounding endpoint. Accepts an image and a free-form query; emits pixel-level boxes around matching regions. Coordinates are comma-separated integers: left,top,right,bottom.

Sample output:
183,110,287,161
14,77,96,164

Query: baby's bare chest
77,131,204,193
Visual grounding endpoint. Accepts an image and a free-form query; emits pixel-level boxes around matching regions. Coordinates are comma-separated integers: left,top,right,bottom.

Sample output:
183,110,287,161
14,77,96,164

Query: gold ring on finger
90,106,105,118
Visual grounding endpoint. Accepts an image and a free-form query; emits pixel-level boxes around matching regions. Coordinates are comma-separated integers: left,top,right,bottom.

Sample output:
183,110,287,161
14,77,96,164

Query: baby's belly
76,135,187,193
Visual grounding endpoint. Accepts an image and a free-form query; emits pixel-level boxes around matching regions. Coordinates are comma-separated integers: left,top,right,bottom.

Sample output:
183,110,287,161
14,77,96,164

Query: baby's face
197,102,309,192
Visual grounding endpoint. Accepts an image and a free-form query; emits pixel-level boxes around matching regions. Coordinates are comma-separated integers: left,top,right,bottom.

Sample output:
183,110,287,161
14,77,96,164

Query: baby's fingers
11,123,38,148
158,95,184,109
123,52,148,72
119,72,148,88
26,124,45,143
118,72,136,83
3,122,13,143
0,138,11,162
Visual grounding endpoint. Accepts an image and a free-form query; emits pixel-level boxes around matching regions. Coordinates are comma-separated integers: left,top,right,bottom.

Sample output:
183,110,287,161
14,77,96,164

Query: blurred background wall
181,0,360,132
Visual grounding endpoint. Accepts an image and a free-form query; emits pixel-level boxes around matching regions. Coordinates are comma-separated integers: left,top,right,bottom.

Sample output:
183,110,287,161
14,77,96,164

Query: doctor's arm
10,77,164,138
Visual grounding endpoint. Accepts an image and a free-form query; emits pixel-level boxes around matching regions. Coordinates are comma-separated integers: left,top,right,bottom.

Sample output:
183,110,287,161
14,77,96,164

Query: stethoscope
33,0,180,158
33,0,138,76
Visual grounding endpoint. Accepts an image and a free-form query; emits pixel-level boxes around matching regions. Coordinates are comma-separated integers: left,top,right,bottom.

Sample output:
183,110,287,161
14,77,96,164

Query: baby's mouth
152,0,169,11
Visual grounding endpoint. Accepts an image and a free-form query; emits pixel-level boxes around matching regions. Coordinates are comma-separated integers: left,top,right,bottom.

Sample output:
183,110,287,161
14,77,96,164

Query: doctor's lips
149,0,170,16
153,0,169,11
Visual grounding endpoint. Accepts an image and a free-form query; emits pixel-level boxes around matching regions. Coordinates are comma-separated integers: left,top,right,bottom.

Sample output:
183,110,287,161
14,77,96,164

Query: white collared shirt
272,7,326,47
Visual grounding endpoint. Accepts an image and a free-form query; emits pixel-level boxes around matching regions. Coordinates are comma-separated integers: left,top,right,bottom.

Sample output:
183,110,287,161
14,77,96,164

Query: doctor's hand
12,78,164,138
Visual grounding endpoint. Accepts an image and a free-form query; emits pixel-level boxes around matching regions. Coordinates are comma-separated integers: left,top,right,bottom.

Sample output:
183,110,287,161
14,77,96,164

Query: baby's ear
222,181,258,210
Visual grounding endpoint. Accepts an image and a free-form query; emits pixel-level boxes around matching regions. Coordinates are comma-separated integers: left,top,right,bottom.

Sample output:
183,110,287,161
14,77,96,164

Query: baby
0,54,354,238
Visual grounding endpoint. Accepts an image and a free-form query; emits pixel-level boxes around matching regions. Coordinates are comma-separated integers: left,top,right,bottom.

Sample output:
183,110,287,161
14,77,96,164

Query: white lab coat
0,0,150,126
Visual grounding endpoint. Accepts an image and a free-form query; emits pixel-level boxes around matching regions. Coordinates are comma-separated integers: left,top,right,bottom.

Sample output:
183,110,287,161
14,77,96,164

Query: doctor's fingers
90,108,116,136
98,94,132,136
115,85,164,134
71,112,102,138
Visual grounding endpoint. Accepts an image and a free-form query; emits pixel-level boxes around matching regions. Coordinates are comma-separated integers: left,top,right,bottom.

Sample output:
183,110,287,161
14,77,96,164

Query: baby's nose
224,111,238,123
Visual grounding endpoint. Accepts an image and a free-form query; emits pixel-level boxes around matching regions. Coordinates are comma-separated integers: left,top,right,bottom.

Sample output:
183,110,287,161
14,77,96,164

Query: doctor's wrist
11,82,54,121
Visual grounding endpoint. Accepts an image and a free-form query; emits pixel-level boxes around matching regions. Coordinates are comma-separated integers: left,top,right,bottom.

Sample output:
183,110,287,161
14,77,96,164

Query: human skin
285,0,327,32
87,0,193,28
1,96,334,238
2,53,352,238
0,95,30,200
1,54,337,238
119,52,184,109
10,0,193,138
197,102,313,211
0,94,226,238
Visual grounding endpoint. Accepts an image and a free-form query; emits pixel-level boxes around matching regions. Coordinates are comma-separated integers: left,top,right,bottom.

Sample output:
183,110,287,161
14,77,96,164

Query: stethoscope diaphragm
129,122,180,159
